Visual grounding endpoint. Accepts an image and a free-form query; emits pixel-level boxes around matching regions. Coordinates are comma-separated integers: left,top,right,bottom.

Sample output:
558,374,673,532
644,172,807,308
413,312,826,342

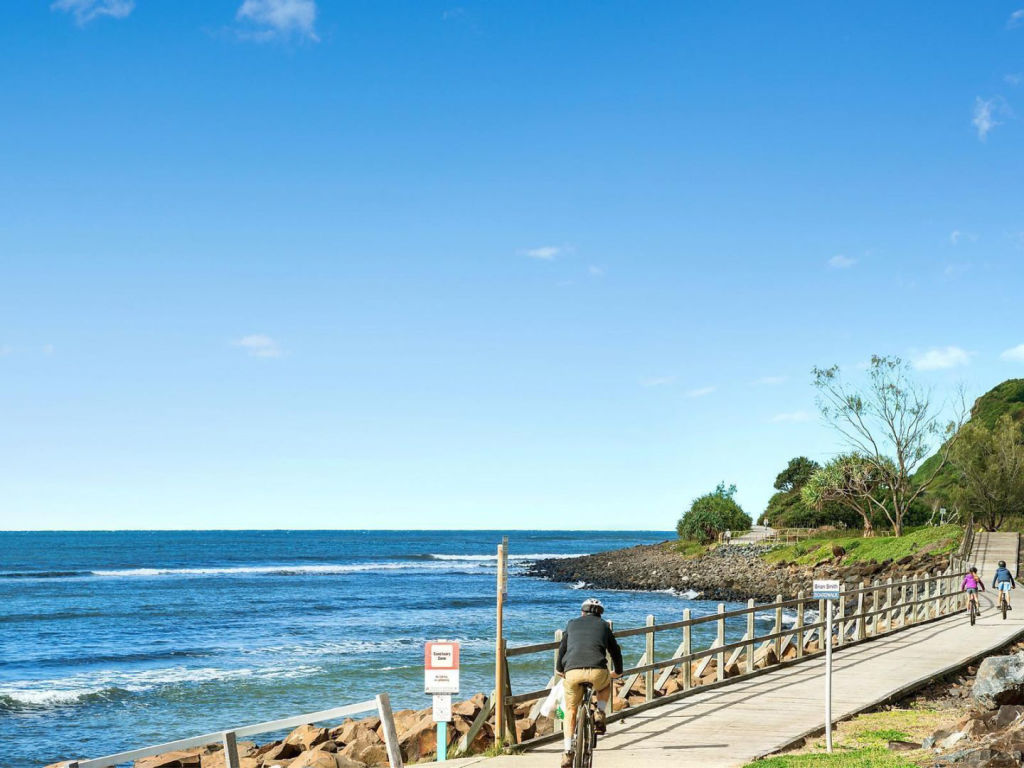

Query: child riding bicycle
992,560,1016,610
962,567,985,615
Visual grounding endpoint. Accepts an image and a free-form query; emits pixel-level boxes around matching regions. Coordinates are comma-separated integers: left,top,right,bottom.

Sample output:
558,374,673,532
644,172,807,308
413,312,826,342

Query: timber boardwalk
428,533,1023,768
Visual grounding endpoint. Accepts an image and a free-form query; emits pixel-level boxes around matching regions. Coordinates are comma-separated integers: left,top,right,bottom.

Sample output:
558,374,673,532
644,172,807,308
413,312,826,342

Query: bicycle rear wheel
1002,594,1008,620
970,600,976,626
573,704,589,768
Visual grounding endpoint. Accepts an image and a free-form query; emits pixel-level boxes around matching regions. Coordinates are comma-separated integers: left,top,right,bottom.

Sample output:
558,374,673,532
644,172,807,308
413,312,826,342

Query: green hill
916,378,1024,504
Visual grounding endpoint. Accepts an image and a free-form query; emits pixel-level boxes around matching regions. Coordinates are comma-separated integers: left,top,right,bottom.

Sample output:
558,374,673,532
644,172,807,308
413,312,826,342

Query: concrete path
730,525,775,545
968,532,1019,579
421,533,1023,768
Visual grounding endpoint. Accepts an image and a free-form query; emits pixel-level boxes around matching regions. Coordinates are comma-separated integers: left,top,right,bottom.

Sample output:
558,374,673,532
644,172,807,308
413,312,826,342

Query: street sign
432,694,452,723
425,641,460,695
813,579,841,600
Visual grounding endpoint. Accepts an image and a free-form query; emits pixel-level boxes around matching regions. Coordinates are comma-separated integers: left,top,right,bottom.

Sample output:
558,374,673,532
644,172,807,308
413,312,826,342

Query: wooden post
746,599,755,674
716,604,726,682
645,615,655,702
795,591,805,658
856,581,866,640
817,598,825,646
495,539,507,746
376,693,405,768
682,609,692,689
553,630,563,734
222,732,240,768
502,641,518,746
884,581,892,634
899,578,908,627
774,594,783,662
836,585,846,647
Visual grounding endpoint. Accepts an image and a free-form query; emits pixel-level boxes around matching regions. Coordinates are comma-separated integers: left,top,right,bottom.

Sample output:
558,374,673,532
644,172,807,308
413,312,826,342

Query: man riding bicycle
962,567,984,615
993,560,1016,610
555,598,623,768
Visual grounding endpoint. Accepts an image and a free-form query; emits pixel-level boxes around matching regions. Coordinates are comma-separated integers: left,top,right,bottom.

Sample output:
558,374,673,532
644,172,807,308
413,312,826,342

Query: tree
812,356,965,536
802,453,890,537
949,414,1024,531
677,482,752,544
774,457,820,493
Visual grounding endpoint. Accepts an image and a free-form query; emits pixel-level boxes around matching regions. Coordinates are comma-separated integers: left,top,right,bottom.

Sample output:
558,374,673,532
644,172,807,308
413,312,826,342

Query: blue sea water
0,530,759,767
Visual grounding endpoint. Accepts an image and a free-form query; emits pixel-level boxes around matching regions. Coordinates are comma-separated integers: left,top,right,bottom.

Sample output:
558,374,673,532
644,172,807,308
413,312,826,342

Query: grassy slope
762,525,962,566
915,379,1024,503
746,707,948,768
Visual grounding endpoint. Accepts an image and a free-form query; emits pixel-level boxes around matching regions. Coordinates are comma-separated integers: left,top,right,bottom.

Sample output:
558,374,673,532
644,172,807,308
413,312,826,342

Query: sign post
813,579,840,753
425,641,460,762
495,536,508,745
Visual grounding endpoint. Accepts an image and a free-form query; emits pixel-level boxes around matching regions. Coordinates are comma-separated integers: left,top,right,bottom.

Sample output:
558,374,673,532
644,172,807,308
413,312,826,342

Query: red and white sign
424,641,460,694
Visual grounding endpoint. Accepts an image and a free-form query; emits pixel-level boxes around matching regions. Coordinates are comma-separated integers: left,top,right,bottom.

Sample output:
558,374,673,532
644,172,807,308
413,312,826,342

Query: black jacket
556,614,623,675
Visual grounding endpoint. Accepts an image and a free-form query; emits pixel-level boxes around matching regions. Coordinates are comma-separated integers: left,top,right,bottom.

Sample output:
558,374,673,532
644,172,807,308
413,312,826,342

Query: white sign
813,580,841,600
432,694,452,723
425,641,460,695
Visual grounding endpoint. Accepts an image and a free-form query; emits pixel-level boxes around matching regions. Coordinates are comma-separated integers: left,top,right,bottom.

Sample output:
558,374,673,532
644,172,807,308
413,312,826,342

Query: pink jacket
962,573,981,590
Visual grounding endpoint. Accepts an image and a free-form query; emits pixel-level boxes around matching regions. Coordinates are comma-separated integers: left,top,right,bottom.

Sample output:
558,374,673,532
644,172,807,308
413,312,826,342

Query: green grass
763,525,962,566
744,707,946,768
749,749,917,768
671,539,708,558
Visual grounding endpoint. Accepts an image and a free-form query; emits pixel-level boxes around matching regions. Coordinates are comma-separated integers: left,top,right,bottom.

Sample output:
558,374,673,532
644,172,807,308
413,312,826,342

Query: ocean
0,530,755,767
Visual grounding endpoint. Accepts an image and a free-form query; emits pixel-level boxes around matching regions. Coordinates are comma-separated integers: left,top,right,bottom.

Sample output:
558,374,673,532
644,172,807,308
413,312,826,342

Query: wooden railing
64,694,404,768
474,560,970,751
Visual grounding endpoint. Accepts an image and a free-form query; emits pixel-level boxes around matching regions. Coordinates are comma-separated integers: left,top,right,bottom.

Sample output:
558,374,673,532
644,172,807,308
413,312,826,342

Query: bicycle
998,587,1010,620
969,593,978,626
572,683,599,768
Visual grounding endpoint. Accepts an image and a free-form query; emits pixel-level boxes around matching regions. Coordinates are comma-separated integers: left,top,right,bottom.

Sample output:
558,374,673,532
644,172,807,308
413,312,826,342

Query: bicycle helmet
581,598,605,616
1000,560,1007,568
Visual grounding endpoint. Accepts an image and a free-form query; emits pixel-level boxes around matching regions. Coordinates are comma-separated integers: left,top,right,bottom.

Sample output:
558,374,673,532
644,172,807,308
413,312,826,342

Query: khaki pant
564,667,611,716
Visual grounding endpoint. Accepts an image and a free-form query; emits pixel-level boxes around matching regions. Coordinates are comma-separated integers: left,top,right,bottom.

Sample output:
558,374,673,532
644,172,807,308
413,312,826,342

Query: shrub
677,482,752,543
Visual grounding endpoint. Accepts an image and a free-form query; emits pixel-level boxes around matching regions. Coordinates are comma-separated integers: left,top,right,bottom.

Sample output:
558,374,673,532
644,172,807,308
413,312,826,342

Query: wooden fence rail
493,556,970,751
66,694,404,768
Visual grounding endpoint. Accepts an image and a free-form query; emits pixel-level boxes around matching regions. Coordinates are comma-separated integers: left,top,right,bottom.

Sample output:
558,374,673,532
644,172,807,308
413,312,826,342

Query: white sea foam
0,664,324,709
90,562,482,578
429,553,576,562
570,580,588,590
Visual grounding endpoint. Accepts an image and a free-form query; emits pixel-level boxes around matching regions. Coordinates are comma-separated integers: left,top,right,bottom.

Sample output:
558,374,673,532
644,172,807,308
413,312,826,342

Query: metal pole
438,721,447,762
495,540,506,746
825,598,833,753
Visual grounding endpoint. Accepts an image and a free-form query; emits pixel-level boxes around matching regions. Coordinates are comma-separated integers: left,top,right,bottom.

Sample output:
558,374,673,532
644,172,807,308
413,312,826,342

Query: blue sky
2,1,1024,531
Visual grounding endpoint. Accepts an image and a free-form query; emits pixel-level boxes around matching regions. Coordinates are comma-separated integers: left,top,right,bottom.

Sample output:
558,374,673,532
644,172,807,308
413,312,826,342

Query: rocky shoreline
527,541,955,601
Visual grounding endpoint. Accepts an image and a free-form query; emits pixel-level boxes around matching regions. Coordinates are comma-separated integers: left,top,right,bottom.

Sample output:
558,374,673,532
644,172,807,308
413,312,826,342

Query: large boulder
338,730,387,766
254,741,301,765
136,751,205,768
397,711,439,763
288,748,342,768
973,654,1024,710
285,725,329,752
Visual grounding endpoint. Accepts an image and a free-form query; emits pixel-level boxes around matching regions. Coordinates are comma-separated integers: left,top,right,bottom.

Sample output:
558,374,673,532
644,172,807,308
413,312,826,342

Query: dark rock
973,654,1024,710
887,740,921,750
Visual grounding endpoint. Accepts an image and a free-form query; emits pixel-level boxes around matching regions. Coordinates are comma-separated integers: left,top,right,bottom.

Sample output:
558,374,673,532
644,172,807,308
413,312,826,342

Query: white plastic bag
540,679,566,719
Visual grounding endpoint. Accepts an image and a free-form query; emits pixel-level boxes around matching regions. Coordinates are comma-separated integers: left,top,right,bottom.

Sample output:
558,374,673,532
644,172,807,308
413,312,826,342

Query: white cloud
236,334,283,358
1008,9,1024,28
685,386,716,398
1001,344,1024,362
236,0,318,41
641,376,674,388
51,0,134,24
588,265,605,277
753,375,787,386
972,97,1003,141
912,346,971,371
770,411,812,423
1006,74,1023,87
828,254,857,269
522,246,562,260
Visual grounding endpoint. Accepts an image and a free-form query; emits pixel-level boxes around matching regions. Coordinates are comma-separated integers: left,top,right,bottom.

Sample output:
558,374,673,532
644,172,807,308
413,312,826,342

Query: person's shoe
560,750,574,768
594,710,607,735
